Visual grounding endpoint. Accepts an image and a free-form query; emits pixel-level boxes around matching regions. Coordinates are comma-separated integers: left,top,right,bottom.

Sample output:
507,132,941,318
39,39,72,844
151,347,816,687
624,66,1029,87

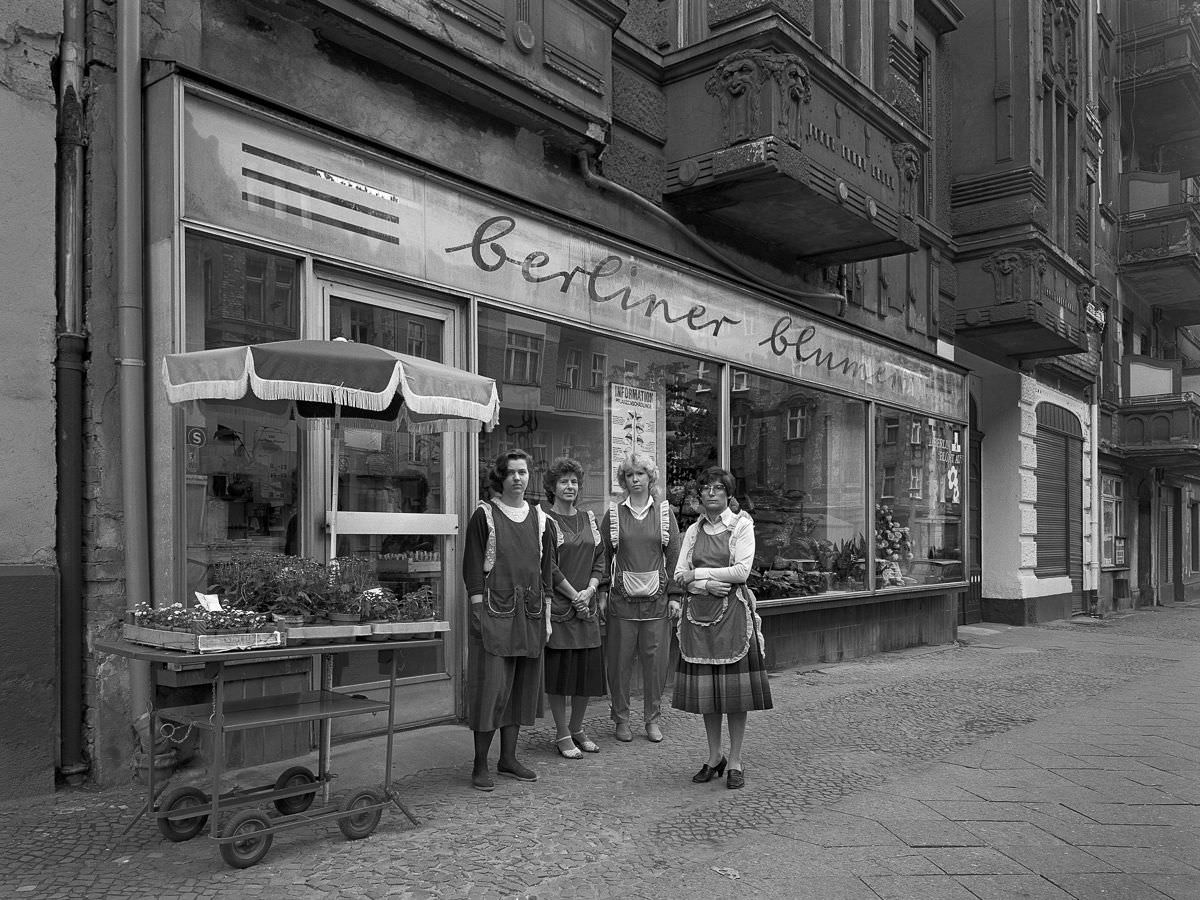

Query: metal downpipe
56,0,88,783
117,0,151,719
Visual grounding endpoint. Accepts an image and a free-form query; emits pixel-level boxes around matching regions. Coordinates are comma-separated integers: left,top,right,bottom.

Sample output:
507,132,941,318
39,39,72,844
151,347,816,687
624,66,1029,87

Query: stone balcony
660,16,926,266
952,243,1089,363
1119,200,1200,324
1117,7,1200,176
1118,392,1200,473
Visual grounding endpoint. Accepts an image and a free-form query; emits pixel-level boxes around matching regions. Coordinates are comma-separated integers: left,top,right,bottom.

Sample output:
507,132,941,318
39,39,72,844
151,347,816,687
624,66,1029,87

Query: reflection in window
182,234,302,594
731,369,748,391
786,406,809,440
733,372,868,600
186,233,299,350
505,331,543,384
732,414,747,447
563,348,582,389
590,353,607,389
874,408,963,589
477,307,718,521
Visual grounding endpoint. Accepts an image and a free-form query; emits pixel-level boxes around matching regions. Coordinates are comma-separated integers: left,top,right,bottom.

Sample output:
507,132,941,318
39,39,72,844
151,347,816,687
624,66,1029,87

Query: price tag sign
194,591,223,612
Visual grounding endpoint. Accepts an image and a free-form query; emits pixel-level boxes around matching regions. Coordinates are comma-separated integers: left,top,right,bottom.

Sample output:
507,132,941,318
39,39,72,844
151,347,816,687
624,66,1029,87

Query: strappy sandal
571,731,600,753
555,736,583,759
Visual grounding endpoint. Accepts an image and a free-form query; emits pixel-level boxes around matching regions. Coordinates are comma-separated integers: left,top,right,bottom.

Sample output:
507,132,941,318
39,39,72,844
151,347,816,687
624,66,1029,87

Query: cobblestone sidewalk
2,602,1197,899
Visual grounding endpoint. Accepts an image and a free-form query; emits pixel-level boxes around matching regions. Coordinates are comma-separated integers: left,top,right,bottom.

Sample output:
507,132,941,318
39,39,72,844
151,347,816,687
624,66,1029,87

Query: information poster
610,384,658,492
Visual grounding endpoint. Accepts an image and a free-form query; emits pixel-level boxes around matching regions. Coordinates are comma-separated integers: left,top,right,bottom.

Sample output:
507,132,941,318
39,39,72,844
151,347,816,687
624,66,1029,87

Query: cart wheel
272,765,317,815
155,785,209,842
219,809,274,869
337,789,383,840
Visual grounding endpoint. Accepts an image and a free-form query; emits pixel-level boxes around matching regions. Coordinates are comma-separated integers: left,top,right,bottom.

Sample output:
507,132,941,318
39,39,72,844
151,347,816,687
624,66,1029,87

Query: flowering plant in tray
130,602,270,634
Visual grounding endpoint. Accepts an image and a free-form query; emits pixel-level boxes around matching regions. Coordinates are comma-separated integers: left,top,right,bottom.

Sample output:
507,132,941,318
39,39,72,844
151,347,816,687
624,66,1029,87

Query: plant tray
377,558,442,574
122,623,285,654
368,620,450,638
280,623,371,642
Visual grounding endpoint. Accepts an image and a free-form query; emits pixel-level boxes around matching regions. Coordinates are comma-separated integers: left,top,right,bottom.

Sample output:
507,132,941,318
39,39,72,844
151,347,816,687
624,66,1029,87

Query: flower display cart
97,636,422,868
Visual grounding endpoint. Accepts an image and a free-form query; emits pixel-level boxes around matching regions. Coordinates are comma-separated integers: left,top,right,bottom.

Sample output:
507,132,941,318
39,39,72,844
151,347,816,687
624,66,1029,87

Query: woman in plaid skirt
672,466,772,790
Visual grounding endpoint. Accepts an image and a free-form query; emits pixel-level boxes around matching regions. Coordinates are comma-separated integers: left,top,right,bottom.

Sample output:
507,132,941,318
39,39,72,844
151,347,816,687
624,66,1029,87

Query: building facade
16,0,989,787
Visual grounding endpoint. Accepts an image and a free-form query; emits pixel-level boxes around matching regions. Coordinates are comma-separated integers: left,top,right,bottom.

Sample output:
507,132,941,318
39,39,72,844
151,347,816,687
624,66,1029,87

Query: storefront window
477,308,718,529
181,234,302,594
733,373,869,599
874,408,964,589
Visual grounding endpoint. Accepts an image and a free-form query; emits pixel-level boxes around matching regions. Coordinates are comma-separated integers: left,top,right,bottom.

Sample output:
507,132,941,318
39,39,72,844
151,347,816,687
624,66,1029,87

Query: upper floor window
563,348,582,389
590,353,607,389
731,369,748,392
505,330,543,384
786,406,809,440
732,414,748,447
406,321,427,358
882,417,900,445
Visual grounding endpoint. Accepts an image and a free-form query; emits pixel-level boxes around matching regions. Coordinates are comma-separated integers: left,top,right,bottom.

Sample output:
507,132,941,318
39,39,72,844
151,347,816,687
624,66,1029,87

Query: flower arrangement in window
874,504,913,586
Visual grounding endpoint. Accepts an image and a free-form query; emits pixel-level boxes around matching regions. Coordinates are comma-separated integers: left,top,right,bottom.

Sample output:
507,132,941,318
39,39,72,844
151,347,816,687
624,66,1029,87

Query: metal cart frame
97,638,423,868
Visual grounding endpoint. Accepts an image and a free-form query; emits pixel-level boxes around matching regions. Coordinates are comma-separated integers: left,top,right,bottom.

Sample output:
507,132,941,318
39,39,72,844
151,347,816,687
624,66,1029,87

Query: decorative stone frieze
704,49,810,148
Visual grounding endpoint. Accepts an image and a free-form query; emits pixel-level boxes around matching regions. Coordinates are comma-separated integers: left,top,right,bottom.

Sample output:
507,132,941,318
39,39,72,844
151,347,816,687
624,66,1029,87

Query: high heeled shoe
692,756,727,783
726,768,745,789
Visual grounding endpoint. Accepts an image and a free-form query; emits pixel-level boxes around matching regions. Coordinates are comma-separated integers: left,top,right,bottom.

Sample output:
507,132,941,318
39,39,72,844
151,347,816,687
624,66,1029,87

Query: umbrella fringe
248,355,401,412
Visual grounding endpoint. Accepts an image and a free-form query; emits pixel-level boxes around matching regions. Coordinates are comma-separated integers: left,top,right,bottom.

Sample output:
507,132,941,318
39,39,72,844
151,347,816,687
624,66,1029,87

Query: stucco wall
0,0,61,796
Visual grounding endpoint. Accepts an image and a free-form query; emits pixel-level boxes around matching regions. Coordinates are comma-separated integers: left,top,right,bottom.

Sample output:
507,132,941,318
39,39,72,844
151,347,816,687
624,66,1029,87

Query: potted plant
269,595,311,627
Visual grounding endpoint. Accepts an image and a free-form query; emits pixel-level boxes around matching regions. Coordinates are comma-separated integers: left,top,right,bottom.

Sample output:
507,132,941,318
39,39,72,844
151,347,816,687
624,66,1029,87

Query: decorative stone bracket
704,49,811,148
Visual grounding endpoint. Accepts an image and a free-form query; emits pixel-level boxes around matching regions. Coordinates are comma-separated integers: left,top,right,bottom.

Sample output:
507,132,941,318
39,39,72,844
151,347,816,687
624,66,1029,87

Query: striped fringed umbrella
162,338,500,552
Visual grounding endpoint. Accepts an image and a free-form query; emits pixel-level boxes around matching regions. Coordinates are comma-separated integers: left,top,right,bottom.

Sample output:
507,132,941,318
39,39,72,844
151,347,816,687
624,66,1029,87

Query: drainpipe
56,0,88,783
117,0,151,718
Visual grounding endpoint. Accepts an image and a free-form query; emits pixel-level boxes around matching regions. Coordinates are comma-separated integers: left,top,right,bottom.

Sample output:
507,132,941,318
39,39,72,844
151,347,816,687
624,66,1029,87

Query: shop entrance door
319,279,466,737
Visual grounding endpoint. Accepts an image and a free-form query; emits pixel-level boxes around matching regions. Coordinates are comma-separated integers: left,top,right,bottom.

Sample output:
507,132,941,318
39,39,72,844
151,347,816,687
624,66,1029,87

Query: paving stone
1047,872,1174,899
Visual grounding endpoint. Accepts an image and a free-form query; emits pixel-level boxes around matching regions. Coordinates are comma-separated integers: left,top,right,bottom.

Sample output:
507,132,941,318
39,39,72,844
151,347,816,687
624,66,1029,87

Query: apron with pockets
476,500,550,658
678,526,753,665
547,508,602,650
608,500,671,620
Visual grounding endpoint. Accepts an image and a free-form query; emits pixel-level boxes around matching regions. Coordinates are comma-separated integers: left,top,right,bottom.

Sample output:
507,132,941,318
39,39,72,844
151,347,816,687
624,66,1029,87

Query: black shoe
726,768,745,789
692,757,727,783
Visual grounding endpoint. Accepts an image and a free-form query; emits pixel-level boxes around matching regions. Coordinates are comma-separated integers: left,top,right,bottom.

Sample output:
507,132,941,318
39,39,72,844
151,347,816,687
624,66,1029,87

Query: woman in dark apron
672,466,772,789
541,457,606,758
462,449,555,792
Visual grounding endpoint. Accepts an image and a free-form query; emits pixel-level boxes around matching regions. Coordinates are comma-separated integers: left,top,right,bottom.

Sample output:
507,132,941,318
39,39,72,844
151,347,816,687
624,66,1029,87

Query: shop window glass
477,307,718,530
181,234,302,596
732,373,869,600
874,408,964,589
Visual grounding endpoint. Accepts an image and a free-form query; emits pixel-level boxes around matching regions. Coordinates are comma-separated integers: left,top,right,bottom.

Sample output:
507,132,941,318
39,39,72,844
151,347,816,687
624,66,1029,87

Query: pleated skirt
543,645,607,697
671,633,773,715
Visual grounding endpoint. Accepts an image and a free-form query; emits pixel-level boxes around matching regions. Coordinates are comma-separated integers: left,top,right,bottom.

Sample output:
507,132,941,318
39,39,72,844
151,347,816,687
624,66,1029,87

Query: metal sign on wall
182,91,967,422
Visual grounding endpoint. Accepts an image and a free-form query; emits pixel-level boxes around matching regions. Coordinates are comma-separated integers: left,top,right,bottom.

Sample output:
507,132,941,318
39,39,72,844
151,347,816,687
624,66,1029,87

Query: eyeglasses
701,484,727,494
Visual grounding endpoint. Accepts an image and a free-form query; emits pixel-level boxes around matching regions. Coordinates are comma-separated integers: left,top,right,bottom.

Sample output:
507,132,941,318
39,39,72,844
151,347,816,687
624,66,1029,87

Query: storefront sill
758,582,966,614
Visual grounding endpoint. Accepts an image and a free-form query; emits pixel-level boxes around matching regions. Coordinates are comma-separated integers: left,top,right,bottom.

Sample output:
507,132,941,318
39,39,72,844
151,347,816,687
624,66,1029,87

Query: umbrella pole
329,404,341,562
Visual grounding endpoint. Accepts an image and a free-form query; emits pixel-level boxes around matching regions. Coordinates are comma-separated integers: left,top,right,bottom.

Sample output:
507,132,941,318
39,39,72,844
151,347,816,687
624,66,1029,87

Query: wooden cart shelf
160,689,389,732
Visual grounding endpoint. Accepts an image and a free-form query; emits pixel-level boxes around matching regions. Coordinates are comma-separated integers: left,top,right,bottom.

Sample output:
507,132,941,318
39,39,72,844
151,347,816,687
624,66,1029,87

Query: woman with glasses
672,466,772,789
541,457,606,759
600,451,681,744
462,449,555,791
